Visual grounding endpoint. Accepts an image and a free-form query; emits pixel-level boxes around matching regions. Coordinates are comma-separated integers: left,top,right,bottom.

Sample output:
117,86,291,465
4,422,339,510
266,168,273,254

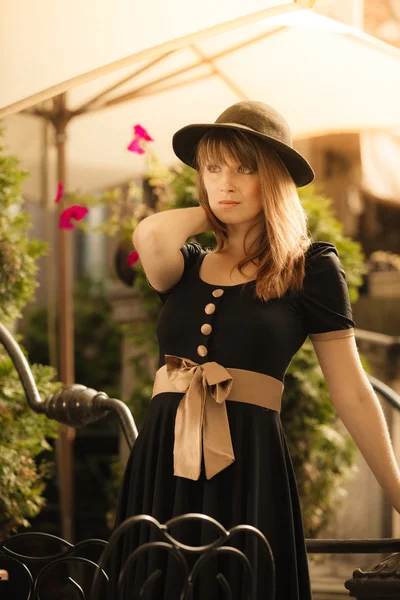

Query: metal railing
0,514,274,599
0,322,138,449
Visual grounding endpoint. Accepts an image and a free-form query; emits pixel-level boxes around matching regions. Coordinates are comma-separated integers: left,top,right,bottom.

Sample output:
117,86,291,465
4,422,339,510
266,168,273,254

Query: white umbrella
0,0,313,117
4,9,400,205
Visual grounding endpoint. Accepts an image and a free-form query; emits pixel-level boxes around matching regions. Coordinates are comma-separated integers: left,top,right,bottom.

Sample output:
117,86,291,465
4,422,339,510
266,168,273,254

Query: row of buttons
197,288,225,358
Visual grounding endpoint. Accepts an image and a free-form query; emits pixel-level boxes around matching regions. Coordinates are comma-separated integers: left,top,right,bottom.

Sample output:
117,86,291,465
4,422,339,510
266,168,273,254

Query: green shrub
0,130,60,540
0,355,59,539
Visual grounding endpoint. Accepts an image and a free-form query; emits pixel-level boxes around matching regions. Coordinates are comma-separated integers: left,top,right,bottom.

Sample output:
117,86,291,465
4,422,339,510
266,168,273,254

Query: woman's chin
216,213,259,227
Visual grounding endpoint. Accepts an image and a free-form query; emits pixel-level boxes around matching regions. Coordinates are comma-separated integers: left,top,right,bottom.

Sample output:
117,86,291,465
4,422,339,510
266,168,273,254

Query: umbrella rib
74,51,176,114
98,72,216,107
128,71,216,99
82,26,289,112
190,44,248,101
207,24,289,59
98,62,213,110
77,23,292,116
21,95,74,123
21,107,50,118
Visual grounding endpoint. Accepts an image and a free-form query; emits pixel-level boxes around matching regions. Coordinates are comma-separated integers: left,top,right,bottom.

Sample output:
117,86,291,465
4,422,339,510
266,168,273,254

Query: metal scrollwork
0,514,274,600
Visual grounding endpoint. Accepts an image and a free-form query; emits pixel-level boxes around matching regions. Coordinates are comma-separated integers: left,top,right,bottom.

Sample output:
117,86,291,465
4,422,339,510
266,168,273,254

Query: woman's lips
218,201,239,206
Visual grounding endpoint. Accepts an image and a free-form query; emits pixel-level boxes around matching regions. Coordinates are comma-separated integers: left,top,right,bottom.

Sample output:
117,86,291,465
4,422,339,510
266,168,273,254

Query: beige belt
151,354,283,481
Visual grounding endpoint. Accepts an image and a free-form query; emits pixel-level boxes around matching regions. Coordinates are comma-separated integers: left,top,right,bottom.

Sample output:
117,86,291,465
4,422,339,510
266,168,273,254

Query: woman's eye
207,164,220,173
238,166,253,174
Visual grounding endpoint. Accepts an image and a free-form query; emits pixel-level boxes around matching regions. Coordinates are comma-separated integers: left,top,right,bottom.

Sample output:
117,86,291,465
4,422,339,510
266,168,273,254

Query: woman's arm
313,335,400,513
135,205,211,246
133,206,211,292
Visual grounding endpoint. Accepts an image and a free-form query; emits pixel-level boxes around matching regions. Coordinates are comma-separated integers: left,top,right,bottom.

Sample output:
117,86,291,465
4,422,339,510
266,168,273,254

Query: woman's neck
219,219,265,259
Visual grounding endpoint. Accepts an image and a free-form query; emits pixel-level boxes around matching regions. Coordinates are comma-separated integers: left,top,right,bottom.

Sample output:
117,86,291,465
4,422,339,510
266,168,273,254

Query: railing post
345,552,400,598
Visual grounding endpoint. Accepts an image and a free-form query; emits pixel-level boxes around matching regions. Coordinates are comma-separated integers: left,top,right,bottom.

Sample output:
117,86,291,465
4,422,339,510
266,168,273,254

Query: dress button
212,289,224,298
197,345,208,357
201,323,212,335
204,303,216,315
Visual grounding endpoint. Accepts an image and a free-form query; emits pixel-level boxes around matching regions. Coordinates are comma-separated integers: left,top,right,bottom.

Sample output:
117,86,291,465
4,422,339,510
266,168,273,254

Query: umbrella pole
54,94,75,542
41,115,58,371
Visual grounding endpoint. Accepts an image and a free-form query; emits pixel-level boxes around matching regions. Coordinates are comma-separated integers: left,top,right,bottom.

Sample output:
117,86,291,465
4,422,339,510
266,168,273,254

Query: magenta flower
128,124,154,154
127,250,139,266
127,137,145,155
134,125,153,142
59,205,89,230
54,182,64,204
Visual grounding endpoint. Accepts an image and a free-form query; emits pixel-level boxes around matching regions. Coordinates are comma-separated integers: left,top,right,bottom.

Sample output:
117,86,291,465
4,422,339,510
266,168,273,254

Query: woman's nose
219,174,235,192
220,185,234,193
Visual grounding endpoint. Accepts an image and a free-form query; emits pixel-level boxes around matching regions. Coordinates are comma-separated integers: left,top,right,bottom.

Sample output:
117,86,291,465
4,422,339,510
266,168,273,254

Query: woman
112,101,400,599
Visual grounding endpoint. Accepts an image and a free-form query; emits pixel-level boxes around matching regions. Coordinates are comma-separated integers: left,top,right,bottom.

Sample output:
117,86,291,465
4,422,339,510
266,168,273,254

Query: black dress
111,241,355,600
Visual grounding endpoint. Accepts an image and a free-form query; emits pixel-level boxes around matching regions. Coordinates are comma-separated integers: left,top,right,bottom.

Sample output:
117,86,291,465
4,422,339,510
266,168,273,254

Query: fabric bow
165,354,235,480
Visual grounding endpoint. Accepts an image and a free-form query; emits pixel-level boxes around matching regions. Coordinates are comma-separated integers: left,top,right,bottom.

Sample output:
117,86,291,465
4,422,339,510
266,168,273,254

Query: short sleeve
147,241,203,300
298,242,355,341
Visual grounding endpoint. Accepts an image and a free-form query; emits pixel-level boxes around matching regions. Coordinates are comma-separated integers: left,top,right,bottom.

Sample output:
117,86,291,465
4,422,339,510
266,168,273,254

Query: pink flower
134,125,153,142
127,124,154,154
59,205,89,230
54,182,64,204
127,250,139,266
127,137,145,155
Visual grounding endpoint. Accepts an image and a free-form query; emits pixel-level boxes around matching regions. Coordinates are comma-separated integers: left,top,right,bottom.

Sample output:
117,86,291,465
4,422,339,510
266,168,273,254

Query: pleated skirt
107,393,313,600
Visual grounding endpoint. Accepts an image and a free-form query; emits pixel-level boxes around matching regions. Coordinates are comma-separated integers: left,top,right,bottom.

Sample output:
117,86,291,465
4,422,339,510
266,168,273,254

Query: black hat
172,100,314,187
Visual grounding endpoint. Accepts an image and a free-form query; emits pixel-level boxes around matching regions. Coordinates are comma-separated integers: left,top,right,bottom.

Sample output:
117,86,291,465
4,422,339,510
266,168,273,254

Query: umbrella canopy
0,0,313,117
3,9,400,204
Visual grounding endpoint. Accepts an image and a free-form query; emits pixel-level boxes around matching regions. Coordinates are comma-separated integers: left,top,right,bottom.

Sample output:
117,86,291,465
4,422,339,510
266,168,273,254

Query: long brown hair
194,128,312,302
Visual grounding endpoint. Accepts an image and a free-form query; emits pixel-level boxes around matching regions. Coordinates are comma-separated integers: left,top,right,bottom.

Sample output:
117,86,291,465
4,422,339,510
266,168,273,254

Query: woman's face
201,153,263,226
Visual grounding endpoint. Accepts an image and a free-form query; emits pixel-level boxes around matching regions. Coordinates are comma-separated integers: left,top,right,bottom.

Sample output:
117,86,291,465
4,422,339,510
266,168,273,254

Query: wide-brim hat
172,101,314,187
